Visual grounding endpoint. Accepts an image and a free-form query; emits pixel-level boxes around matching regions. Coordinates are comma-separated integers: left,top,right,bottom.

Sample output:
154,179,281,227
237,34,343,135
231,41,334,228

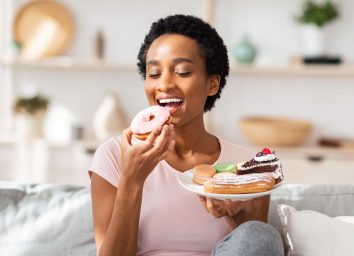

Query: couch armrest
0,181,96,256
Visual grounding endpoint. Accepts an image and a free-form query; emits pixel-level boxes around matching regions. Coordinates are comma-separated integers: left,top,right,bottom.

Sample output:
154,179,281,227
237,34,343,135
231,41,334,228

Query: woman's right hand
119,124,175,186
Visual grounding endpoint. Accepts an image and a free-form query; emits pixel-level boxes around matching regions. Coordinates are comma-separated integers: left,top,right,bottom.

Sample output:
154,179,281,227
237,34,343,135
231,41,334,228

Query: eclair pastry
204,172,275,194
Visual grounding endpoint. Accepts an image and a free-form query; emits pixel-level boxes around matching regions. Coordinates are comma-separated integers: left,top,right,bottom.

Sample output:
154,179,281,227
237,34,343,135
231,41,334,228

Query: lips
157,96,183,113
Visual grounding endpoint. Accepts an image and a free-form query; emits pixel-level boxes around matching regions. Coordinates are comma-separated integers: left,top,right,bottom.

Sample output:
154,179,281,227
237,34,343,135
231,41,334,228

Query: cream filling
255,153,276,162
213,173,273,185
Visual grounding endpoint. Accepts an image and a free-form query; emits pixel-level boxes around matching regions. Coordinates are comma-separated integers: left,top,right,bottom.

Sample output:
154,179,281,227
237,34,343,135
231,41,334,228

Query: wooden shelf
0,136,100,149
231,64,354,76
2,58,354,76
0,135,353,158
247,145,354,161
0,58,137,71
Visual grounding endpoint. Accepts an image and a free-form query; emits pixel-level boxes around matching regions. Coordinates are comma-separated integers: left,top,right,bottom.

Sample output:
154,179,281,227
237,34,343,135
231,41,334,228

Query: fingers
199,197,245,218
224,199,244,216
149,125,174,155
158,139,175,161
122,128,133,147
157,125,175,160
145,126,163,148
199,196,228,218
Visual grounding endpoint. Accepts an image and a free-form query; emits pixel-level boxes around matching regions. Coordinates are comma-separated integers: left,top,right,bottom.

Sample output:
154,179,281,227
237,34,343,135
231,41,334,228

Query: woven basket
240,117,312,146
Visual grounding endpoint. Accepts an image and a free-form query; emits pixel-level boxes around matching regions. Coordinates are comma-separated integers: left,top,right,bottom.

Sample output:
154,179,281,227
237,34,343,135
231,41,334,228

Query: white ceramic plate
178,170,284,201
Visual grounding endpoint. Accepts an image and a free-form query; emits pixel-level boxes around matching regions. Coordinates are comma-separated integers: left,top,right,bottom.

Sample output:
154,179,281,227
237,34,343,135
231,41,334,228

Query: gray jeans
212,221,284,256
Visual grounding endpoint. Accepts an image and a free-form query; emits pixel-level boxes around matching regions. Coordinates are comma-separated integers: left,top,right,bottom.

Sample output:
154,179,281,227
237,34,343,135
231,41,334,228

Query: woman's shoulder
95,136,122,155
218,137,255,161
88,136,123,188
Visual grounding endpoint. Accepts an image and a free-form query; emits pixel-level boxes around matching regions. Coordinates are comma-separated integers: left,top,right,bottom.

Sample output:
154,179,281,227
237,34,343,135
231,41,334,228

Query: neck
172,114,213,157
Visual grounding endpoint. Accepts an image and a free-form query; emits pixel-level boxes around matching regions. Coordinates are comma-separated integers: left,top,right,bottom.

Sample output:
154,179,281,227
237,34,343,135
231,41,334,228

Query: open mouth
157,98,183,109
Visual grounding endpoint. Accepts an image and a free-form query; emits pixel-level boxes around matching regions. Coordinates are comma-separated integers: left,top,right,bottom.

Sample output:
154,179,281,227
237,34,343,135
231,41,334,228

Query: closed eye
175,71,191,77
147,73,161,78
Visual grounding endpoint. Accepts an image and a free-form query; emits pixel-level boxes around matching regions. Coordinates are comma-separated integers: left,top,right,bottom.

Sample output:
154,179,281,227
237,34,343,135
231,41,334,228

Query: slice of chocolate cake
237,148,284,184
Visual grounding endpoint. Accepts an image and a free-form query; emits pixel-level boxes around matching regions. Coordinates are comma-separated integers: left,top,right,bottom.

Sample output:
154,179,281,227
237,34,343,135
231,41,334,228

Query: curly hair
137,14,229,112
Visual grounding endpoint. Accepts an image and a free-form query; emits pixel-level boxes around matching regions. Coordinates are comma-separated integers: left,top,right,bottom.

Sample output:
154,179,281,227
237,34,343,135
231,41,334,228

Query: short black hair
137,14,229,112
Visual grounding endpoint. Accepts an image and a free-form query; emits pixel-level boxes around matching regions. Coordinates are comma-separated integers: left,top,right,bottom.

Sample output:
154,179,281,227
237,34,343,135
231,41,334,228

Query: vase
93,92,128,141
301,25,325,57
14,110,47,139
233,36,257,65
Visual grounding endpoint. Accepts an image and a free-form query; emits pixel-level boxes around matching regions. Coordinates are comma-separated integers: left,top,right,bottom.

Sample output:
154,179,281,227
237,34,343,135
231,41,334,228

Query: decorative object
233,35,257,64
239,116,312,146
4,39,22,60
14,94,49,139
13,0,75,60
71,124,84,141
93,92,128,141
94,29,105,60
295,0,339,57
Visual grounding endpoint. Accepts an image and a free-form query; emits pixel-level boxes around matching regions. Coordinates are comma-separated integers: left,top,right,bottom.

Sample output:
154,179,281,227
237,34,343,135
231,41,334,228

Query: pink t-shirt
89,137,254,256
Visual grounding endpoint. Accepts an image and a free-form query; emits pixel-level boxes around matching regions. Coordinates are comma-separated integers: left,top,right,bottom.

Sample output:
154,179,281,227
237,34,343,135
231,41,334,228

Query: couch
1,181,354,256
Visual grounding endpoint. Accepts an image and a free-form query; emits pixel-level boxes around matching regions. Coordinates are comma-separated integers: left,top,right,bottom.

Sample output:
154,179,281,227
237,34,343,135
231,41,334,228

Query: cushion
268,183,354,252
0,182,96,256
277,204,354,256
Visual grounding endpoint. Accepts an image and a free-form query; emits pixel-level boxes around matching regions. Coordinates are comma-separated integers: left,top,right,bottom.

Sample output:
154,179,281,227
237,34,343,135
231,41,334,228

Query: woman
89,14,284,256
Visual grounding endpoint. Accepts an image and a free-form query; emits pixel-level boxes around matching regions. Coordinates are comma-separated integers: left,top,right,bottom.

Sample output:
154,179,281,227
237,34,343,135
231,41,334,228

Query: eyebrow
146,58,194,66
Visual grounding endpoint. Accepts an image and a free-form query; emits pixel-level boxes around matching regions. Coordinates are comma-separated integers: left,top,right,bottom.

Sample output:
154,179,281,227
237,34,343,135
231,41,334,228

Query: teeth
159,98,183,104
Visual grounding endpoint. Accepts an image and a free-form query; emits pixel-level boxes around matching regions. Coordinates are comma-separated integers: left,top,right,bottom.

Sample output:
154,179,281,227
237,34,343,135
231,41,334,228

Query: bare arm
91,125,175,256
91,174,144,256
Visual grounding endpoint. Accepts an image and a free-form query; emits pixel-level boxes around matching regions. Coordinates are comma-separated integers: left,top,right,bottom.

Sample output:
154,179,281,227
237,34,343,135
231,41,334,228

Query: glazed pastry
193,164,216,185
237,148,284,184
130,106,172,140
214,162,237,173
204,172,275,194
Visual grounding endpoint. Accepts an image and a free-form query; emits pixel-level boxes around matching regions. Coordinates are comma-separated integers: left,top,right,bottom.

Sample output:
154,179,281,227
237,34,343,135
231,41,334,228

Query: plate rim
178,169,283,200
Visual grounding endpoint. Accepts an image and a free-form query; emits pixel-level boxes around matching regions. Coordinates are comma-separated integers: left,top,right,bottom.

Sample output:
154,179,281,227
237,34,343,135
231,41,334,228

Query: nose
156,72,176,92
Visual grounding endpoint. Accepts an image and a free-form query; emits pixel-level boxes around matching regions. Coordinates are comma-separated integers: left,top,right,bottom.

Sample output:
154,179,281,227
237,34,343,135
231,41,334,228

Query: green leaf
296,0,339,27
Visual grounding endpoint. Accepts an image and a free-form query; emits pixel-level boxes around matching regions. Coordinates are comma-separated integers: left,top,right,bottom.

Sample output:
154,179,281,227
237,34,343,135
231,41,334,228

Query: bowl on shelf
239,116,312,147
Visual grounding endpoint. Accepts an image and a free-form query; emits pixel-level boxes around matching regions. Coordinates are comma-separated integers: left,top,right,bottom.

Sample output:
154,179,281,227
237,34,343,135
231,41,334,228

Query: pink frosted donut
131,106,171,140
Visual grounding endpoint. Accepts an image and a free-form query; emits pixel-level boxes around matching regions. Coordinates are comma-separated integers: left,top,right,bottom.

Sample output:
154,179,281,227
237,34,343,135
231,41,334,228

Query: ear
207,75,220,96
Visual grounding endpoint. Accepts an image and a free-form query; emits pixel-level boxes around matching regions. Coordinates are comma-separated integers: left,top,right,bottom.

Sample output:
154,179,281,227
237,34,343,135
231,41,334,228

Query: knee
238,221,281,241
213,221,284,256
236,221,284,255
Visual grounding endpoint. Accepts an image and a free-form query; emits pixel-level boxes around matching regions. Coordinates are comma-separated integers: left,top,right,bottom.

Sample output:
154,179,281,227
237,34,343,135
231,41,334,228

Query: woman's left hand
198,195,269,228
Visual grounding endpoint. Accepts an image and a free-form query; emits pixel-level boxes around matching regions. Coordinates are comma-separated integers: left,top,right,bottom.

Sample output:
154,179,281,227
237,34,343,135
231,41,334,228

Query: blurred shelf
0,58,137,71
247,144,354,160
1,136,353,158
2,58,354,76
0,137,100,149
231,64,354,76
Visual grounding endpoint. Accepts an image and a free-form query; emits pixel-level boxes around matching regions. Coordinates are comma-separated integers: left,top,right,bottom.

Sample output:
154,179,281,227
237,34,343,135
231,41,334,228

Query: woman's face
144,34,219,127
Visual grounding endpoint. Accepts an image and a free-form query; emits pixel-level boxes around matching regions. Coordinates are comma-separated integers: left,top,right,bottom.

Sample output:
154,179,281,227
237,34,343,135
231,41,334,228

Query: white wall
215,0,354,64
6,0,354,143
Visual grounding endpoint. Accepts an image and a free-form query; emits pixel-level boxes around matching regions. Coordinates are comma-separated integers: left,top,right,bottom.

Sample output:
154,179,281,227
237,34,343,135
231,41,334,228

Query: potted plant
13,94,49,139
295,0,339,56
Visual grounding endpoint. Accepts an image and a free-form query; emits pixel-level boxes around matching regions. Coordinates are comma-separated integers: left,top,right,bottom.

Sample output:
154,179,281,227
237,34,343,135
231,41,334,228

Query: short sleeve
88,137,122,188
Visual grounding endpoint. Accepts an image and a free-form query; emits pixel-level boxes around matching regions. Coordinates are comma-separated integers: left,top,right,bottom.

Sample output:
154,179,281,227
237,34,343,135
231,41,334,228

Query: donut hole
149,115,155,121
